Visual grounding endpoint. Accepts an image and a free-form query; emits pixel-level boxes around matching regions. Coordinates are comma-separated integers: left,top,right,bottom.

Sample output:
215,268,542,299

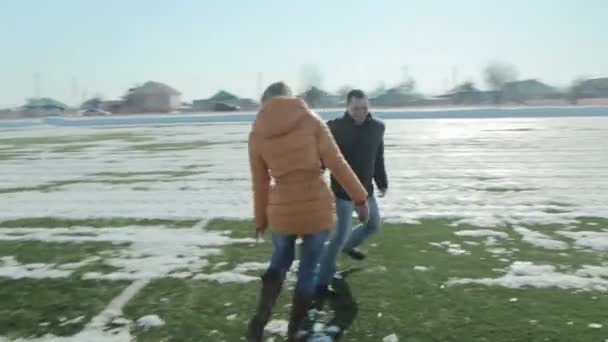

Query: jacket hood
253,97,309,138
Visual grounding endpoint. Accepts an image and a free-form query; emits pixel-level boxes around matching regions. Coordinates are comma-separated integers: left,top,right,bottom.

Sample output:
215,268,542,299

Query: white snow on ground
413,266,430,271
430,241,470,255
447,261,608,292
194,272,257,284
513,226,568,250
0,256,72,279
136,315,165,330
58,316,85,327
383,333,399,342
0,225,254,281
454,230,509,239
588,323,603,329
2,119,608,225
557,230,608,251
265,320,288,338
58,257,101,270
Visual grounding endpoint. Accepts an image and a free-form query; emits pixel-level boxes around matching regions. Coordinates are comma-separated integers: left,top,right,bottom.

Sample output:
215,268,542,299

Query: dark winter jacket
328,113,388,200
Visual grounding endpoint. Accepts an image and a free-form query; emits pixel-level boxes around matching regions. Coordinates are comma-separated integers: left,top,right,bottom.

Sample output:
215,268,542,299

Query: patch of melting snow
588,323,602,329
58,257,101,270
0,256,73,279
430,241,470,255
447,261,608,292
383,333,399,342
513,226,568,250
265,320,288,337
487,247,511,255
557,230,608,251
136,315,165,330
59,316,85,327
0,224,254,281
226,314,237,321
414,266,430,271
455,229,509,239
194,271,257,283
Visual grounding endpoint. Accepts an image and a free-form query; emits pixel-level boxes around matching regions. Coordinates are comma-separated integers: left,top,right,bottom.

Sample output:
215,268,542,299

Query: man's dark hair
346,89,367,104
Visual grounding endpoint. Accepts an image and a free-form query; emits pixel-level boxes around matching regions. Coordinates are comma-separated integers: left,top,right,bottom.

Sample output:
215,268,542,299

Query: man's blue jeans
267,230,330,295
316,195,381,287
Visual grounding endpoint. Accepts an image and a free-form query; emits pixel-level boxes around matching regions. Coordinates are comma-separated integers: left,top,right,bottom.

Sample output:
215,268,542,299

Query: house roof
580,77,608,89
209,90,239,102
503,79,555,91
23,97,67,109
132,81,181,96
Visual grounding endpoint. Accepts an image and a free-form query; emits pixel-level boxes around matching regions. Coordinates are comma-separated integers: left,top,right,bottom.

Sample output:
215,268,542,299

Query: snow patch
194,272,257,284
558,230,608,251
383,333,399,342
430,241,470,255
0,224,254,281
0,256,73,279
455,230,508,239
513,226,568,250
265,320,288,337
447,261,608,292
136,315,165,330
413,266,430,271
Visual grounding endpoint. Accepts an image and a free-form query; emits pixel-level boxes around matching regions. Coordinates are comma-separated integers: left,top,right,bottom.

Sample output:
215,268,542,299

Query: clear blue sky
1,0,607,107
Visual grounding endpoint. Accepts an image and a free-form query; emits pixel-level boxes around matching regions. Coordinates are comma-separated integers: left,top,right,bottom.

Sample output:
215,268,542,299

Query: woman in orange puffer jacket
247,82,369,341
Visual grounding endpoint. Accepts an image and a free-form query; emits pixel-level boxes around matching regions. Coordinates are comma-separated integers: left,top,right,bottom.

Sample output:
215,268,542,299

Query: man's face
347,97,369,125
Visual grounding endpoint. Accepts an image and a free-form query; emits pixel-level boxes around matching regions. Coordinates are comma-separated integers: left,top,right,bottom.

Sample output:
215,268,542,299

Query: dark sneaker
344,248,366,261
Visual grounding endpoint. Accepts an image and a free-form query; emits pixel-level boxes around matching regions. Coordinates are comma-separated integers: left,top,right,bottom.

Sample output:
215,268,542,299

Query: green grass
0,217,199,229
124,219,608,341
0,279,127,339
1,218,607,341
0,240,123,265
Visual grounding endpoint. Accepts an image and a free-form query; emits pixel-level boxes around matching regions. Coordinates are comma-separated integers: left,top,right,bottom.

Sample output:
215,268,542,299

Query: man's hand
378,188,388,198
255,226,267,240
355,201,370,223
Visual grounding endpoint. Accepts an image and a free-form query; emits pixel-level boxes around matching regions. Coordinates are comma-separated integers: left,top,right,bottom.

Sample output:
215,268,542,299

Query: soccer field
1,118,607,341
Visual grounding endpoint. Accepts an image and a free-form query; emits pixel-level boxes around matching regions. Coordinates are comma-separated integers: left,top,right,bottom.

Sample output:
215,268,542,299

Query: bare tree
370,82,387,97
299,64,324,93
566,76,588,105
336,85,354,98
484,62,518,103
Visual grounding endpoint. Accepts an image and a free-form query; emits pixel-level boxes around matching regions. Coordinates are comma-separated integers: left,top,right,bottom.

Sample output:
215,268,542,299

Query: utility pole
256,72,263,97
451,66,458,89
34,72,41,98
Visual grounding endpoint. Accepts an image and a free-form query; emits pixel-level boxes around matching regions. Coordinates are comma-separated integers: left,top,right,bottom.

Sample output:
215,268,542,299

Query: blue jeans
267,230,330,295
316,195,381,287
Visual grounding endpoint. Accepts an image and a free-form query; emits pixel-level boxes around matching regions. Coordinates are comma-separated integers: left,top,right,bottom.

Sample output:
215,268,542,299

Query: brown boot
246,270,285,342
287,291,314,342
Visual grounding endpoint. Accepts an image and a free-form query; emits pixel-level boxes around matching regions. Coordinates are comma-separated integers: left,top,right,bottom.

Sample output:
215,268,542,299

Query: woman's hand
255,226,267,240
355,201,370,223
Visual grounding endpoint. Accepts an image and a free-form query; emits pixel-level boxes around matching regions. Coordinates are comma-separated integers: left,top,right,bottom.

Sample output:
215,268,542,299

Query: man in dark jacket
316,89,388,294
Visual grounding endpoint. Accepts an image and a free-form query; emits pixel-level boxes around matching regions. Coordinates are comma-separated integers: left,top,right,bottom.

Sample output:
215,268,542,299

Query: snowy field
1,116,608,341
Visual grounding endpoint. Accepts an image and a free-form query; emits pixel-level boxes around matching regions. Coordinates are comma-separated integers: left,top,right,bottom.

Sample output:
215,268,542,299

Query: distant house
577,78,608,98
192,91,258,112
21,98,67,117
123,81,181,113
502,79,559,103
370,87,420,107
